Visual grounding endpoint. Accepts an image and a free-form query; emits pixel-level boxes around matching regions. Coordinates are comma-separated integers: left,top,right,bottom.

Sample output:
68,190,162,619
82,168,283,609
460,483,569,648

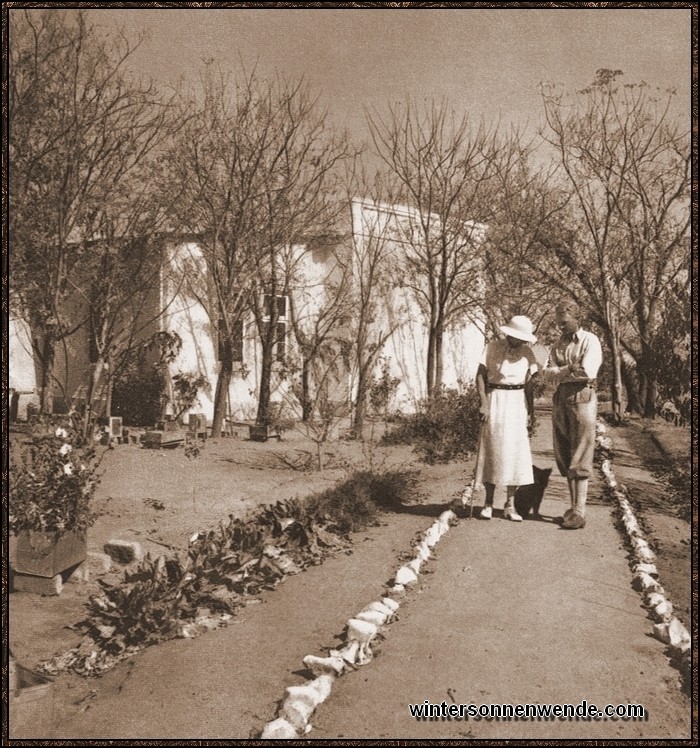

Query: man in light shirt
544,300,603,529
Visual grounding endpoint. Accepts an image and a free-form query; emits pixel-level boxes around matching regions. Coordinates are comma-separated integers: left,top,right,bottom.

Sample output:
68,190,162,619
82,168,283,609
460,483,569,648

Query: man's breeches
552,386,597,479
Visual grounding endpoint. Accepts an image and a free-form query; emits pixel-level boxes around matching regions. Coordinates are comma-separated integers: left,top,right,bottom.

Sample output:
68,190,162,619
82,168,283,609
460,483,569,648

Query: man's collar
563,329,582,343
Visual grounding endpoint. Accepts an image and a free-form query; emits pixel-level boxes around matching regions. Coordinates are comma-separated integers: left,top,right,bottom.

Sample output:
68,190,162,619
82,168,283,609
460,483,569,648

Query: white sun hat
500,315,537,343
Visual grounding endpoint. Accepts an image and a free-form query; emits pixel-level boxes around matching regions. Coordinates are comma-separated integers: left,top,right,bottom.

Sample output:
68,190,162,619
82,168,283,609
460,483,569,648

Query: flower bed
40,469,419,677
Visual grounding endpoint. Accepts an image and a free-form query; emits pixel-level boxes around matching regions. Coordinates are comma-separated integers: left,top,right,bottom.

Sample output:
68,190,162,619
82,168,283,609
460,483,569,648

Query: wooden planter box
249,424,281,442
13,530,87,578
142,429,186,448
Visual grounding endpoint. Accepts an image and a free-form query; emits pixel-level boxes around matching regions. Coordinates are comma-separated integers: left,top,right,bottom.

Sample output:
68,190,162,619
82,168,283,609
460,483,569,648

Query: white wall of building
350,198,485,414
162,241,338,424
9,316,39,419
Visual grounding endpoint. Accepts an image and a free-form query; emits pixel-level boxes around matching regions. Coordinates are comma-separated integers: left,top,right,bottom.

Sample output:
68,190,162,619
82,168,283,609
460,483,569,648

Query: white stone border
595,420,691,681
259,509,457,739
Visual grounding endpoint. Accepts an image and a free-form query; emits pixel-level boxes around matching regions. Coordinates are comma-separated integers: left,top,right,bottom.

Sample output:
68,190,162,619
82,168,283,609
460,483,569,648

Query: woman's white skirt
475,389,534,487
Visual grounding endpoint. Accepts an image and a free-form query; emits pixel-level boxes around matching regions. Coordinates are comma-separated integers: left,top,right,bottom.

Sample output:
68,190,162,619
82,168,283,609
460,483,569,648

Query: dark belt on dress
487,383,525,390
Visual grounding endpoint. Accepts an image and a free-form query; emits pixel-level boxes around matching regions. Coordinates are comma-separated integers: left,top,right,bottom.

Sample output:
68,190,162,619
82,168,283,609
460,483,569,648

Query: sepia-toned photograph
5,3,694,742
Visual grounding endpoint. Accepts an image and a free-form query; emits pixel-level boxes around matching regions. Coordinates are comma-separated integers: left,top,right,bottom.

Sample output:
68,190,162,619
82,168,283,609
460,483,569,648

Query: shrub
307,468,420,533
382,385,480,464
10,419,99,536
112,366,165,427
369,359,401,419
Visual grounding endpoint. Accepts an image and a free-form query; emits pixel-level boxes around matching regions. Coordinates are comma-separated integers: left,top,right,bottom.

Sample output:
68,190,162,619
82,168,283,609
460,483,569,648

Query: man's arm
539,347,570,383
579,333,603,380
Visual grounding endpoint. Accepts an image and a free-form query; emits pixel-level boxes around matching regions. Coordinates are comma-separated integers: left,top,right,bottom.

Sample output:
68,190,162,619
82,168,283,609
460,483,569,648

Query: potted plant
10,420,99,579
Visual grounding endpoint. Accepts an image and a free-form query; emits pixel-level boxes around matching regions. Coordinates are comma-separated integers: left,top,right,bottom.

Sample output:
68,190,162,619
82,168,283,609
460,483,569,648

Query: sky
66,6,692,142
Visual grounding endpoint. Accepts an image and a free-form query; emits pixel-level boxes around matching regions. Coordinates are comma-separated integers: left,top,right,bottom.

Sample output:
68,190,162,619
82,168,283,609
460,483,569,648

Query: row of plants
40,469,420,676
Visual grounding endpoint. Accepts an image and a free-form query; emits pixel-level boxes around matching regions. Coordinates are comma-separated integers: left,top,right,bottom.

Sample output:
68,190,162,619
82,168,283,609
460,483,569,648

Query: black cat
514,466,552,518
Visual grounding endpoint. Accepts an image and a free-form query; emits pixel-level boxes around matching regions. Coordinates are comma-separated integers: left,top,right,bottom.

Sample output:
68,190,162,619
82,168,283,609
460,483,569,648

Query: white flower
59,443,72,456
63,463,74,476
55,427,69,438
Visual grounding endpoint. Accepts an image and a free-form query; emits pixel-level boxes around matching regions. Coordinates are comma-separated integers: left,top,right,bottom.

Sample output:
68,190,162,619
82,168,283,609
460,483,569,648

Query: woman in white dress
475,316,538,521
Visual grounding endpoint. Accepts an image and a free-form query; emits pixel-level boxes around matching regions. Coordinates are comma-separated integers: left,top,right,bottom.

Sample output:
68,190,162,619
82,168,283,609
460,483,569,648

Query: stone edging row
259,422,690,738
595,420,691,685
259,509,457,738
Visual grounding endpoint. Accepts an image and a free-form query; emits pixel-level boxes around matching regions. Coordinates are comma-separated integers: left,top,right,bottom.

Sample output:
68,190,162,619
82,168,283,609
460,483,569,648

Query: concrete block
13,572,63,596
65,562,90,584
87,551,113,575
104,540,144,564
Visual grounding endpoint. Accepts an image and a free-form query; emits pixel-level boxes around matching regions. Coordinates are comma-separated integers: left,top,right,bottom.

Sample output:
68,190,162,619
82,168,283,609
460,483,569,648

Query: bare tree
78,160,181,436
345,166,409,438
540,69,691,421
284,240,352,423
481,130,570,337
10,10,173,417
367,100,499,398
169,68,349,436
244,78,350,429
167,67,265,438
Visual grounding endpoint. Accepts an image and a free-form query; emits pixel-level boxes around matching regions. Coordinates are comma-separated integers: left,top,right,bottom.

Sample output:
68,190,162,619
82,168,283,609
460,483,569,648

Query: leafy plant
112,366,165,427
40,468,419,676
111,330,183,427
10,419,100,535
382,384,480,464
171,372,209,422
369,359,401,422
306,468,420,533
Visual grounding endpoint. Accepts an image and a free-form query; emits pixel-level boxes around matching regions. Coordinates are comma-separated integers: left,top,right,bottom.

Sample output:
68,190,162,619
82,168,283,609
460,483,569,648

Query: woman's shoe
504,507,523,522
479,505,493,520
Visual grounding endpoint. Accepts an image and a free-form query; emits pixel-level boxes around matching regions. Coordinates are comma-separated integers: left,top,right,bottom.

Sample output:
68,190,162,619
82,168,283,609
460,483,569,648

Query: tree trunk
426,325,436,399
256,341,274,426
607,329,624,425
621,358,643,415
211,359,232,438
434,321,444,392
82,360,105,439
36,335,56,415
352,363,370,439
643,375,658,420
105,377,113,420
638,343,658,419
301,358,312,422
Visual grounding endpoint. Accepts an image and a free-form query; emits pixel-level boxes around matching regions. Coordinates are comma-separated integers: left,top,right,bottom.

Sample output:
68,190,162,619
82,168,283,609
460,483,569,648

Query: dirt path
307,418,690,740
9,415,691,740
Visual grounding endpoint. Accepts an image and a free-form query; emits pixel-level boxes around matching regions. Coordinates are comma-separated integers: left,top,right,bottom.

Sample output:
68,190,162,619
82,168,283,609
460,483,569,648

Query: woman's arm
524,371,537,419
476,363,489,422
